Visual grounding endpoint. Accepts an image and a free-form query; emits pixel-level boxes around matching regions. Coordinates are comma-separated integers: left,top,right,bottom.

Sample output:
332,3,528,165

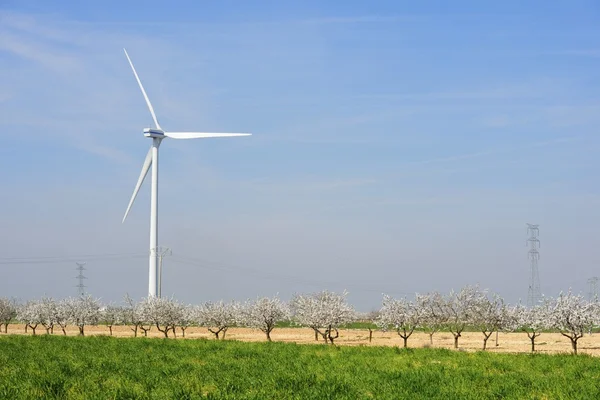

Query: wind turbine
121,48,251,297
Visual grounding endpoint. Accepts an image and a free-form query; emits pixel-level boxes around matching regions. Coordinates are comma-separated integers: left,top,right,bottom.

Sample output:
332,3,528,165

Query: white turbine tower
121,49,251,297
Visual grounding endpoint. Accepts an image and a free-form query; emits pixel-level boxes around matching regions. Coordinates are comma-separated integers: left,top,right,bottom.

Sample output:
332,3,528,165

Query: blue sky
0,1,598,310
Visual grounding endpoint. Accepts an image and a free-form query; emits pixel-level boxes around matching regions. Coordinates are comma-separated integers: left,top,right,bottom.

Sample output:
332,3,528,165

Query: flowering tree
139,296,183,338
177,304,194,338
195,300,240,339
38,297,58,334
290,290,355,344
122,294,144,337
377,295,420,348
443,285,481,349
131,297,156,337
241,296,289,342
64,295,101,336
55,299,71,335
0,297,17,333
548,291,595,355
17,300,44,335
470,291,506,350
509,301,551,352
101,304,123,336
415,291,446,345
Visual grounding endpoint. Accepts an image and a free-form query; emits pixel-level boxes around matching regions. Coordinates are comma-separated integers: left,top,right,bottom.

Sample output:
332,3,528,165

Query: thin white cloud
0,31,81,72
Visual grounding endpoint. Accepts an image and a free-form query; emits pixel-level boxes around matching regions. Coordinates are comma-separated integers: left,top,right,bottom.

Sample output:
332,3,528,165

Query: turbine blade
123,48,161,130
164,132,252,139
122,147,153,223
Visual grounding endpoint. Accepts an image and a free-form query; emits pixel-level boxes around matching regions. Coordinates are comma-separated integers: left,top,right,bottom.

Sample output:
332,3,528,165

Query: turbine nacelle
143,128,165,138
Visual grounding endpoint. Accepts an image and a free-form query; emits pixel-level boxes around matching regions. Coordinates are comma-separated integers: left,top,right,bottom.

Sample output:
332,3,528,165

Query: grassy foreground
1,335,599,399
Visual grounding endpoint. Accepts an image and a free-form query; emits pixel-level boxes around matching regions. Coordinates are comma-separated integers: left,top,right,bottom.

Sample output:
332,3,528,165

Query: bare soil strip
5,324,600,355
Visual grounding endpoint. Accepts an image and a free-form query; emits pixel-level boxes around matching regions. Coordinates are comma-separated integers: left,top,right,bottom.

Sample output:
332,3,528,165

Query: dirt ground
4,324,600,356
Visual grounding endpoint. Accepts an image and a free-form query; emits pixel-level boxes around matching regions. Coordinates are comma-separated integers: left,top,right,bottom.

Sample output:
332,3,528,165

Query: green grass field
1,335,599,399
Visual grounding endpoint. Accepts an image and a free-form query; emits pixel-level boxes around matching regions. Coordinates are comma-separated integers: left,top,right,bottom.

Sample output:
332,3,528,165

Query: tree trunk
453,333,460,349
62,327,67,336
109,326,113,336
79,325,84,336
139,325,151,337
495,330,499,347
181,327,187,338
571,339,578,355
328,328,339,345
526,332,539,353
51,325,54,334
402,336,408,348
368,328,373,343
222,328,227,340
30,325,37,335
266,329,272,342
314,329,319,341
156,324,169,338
24,325,28,333
429,332,434,345
482,331,493,350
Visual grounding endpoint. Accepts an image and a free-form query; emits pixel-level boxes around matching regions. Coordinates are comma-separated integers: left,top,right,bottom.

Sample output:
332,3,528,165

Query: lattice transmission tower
526,224,541,307
76,262,87,297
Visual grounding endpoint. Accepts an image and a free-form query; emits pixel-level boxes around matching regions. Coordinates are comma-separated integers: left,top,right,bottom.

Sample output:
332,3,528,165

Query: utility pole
76,262,87,297
588,277,599,301
156,247,171,298
526,224,541,307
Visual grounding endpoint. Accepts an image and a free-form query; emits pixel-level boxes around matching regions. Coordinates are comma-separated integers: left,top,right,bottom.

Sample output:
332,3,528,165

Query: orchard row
0,285,597,354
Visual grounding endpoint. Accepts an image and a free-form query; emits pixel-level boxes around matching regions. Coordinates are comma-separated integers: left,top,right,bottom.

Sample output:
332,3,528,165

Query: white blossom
0,297,18,333
101,304,123,336
17,299,45,334
508,300,551,352
195,300,241,339
241,296,289,342
415,291,446,345
63,295,101,335
548,290,595,354
443,284,481,349
290,290,355,344
377,295,420,348
470,291,506,350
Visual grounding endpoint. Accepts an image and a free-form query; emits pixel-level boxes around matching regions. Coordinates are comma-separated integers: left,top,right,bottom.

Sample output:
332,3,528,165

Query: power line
0,252,147,265
1,250,414,297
